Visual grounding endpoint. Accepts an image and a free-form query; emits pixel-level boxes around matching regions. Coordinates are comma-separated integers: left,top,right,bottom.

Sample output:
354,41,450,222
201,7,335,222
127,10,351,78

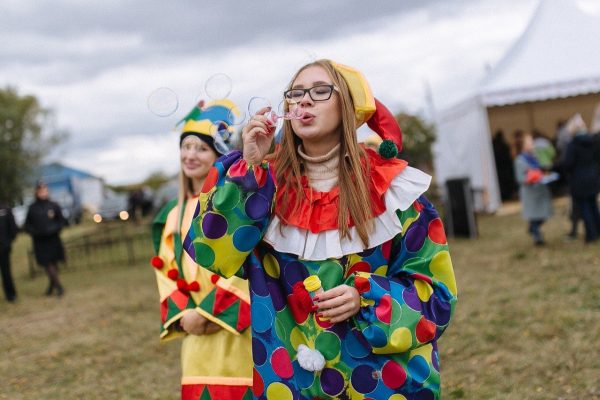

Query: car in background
11,204,28,229
93,189,129,223
51,186,83,225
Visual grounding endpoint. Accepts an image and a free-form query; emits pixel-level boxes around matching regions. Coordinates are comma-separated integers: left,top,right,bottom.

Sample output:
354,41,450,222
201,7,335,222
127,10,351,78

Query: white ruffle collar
263,166,431,260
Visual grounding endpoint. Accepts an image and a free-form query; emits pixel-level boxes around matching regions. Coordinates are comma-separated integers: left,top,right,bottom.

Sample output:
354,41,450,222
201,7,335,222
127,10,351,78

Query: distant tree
395,112,436,172
141,171,172,191
0,87,67,205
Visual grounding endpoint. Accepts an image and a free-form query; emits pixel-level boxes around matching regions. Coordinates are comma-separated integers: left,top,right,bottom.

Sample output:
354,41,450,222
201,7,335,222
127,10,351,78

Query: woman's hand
180,310,222,335
242,107,275,165
315,284,361,324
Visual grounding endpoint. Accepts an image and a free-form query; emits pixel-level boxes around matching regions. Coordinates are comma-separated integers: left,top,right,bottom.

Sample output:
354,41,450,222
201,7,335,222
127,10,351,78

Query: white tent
433,0,600,212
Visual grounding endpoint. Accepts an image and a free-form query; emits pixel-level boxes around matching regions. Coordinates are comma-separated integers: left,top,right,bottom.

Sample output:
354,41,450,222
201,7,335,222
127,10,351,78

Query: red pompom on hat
367,98,403,157
210,274,220,285
187,281,200,292
150,256,164,269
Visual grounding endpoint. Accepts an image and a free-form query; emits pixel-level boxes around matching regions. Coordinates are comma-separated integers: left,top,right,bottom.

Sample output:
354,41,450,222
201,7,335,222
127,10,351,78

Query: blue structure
33,162,99,224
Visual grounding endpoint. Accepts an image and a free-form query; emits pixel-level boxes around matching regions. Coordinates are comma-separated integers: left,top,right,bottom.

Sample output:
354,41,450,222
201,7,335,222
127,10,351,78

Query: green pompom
378,139,398,159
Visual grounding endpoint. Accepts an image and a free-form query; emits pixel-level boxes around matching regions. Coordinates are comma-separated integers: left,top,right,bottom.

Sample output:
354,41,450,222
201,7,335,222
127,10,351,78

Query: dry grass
0,222,180,399
1,200,599,399
442,199,600,399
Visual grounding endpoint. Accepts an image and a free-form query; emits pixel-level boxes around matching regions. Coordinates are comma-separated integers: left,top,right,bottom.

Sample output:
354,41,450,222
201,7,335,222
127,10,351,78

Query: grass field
1,199,599,399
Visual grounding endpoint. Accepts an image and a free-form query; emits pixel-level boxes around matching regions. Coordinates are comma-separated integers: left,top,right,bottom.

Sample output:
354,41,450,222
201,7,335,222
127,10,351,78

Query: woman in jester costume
151,99,253,400
186,60,457,399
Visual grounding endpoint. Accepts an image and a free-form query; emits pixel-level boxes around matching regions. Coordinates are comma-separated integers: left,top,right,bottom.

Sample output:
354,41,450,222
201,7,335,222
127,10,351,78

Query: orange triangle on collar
274,147,407,233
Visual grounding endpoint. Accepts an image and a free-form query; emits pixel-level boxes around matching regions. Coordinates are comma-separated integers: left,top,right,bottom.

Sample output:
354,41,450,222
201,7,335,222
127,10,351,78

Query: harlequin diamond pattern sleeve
187,150,276,279
150,201,195,341
152,199,252,339
347,195,457,354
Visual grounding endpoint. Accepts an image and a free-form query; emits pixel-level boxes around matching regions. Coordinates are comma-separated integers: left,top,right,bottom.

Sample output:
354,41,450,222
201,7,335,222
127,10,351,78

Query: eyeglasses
284,84,338,104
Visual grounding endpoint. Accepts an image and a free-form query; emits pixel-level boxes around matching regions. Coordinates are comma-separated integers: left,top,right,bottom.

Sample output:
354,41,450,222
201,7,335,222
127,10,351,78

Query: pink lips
300,112,315,124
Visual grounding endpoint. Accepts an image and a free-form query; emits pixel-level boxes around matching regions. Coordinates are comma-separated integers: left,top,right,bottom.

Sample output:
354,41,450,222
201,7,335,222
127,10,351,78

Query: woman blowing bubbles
187,60,457,399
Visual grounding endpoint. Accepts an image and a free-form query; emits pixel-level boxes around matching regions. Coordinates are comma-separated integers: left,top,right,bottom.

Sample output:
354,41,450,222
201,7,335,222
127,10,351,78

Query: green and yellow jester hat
177,99,241,155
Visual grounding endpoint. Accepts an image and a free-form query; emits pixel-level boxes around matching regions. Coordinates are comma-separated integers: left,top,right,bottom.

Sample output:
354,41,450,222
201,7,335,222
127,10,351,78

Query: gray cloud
3,0,536,184
1,1,442,64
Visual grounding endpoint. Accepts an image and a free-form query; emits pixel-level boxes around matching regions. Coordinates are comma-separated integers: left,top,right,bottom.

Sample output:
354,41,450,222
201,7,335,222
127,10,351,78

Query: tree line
0,87,66,206
0,86,435,206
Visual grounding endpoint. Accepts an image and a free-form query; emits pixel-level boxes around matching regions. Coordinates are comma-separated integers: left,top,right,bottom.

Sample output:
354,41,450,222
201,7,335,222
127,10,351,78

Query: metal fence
27,223,152,278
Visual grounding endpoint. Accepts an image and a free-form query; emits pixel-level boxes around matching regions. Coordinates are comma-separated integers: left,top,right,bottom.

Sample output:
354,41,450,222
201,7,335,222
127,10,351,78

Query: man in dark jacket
563,116,600,243
0,202,18,302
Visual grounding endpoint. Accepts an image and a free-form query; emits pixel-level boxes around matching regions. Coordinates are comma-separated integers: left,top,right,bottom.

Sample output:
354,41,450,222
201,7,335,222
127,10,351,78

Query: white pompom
296,344,326,372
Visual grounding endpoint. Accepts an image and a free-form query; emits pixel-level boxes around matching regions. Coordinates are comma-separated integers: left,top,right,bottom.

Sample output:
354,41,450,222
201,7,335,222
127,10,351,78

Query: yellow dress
151,196,253,399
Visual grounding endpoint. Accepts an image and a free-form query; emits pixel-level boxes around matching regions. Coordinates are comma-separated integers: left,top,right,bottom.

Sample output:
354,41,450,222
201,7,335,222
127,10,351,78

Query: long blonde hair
176,141,218,232
274,59,373,246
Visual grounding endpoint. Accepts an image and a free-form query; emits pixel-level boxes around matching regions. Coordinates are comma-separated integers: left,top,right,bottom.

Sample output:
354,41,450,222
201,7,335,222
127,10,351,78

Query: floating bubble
276,99,287,121
205,73,232,100
227,107,247,127
209,120,232,154
147,87,179,117
247,96,272,117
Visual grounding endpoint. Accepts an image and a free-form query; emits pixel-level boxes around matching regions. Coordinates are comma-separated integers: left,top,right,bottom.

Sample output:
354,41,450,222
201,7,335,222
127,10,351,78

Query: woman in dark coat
563,114,600,243
25,181,66,296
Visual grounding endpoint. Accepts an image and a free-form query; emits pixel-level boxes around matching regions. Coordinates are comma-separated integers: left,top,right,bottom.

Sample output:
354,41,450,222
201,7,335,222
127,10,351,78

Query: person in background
591,103,600,163
554,119,571,160
24,181,66,296
554,119,580,239
514,132,553,246
590,103,600,135
0,202,18,303
563,113,600,243
188,59,457,399
532,128,556,171
151,100,252,400
493,129,517,201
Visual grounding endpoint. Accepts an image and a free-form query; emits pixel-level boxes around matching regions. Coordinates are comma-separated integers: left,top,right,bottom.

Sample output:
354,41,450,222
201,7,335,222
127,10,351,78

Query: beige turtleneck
298,143,340,192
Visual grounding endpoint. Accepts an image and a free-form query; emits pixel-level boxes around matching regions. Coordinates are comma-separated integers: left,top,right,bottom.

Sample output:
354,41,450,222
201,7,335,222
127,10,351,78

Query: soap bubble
227,107,247,127
205,73,232,100
247,96,271,117
147,87,179,117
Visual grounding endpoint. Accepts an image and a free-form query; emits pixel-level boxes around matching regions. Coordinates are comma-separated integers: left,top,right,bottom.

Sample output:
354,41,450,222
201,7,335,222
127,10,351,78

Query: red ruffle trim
275,147,407,233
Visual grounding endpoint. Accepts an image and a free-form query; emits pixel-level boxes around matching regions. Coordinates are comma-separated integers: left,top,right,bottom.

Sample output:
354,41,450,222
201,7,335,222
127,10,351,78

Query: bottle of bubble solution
303,275,329,320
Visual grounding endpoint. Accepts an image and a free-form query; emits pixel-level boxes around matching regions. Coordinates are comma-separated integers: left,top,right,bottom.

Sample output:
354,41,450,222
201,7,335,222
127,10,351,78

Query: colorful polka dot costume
185,150,457,399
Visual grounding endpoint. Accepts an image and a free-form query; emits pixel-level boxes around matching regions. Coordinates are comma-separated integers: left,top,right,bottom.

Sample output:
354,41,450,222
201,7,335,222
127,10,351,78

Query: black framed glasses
284,84,338,104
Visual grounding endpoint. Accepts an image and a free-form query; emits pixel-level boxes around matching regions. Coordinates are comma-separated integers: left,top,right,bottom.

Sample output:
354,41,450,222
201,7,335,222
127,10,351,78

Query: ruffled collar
264,165,431,260
274,147,408,233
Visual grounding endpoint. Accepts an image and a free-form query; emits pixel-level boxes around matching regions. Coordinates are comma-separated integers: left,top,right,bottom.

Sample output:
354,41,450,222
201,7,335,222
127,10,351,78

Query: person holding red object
514,132,553,246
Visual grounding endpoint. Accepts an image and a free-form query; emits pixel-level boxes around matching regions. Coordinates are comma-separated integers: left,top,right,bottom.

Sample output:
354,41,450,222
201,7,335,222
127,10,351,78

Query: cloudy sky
1,0,576,184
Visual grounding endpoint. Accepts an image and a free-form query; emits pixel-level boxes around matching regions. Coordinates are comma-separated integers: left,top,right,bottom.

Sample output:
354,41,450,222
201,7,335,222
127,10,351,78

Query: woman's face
180,135,218,180
36,185,49,200
289,65,342,144
523,134,534,152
